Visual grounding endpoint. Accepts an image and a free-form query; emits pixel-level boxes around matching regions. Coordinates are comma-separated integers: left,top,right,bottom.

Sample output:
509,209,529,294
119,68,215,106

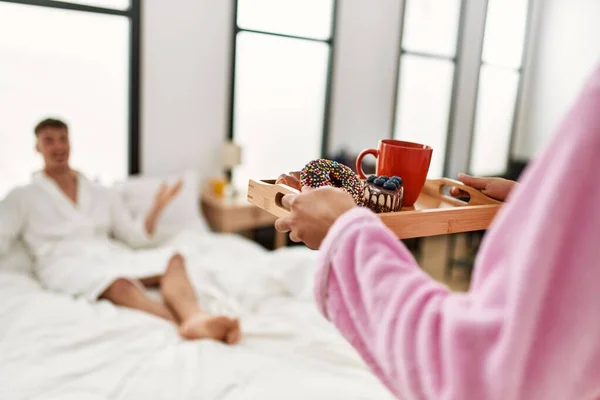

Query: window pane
394,55,454,178
481,0,529,68
402,0,461,57
0,3,129,198
237,0,334,40
232,32,329,190
470,66,520,176
54,0,130,10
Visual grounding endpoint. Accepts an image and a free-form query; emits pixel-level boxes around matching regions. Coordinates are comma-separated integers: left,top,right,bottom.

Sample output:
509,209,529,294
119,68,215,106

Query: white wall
141,0,233,178
514,0,600,159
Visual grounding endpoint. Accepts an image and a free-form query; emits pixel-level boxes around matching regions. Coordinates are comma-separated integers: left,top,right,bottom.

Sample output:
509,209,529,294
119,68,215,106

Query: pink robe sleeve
315,64,600,400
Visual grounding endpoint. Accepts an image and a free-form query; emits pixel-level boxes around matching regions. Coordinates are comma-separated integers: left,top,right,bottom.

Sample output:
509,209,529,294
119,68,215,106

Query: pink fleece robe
315,63,600,400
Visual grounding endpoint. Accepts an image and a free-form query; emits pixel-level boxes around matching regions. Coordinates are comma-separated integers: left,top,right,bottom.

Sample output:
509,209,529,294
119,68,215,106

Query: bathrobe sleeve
109,190,153,249
0,188,27,256
314,63,600,400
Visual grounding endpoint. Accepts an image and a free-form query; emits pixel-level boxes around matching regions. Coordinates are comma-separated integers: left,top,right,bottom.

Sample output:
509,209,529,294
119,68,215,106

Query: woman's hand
276,171,302,191
450,173,517,202
145,179,184,235
274,186,357,250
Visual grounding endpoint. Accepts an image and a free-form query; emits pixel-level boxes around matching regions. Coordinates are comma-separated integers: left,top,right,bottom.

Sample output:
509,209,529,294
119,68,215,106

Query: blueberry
391,176,403,185
383,181,398,191
366,175,376,183
378,175,389,181
373,178,385,187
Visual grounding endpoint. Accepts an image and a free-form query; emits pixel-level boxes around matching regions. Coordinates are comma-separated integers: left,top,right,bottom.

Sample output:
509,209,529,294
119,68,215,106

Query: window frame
390,0,535,178
0,0,141,174
227,0,339,158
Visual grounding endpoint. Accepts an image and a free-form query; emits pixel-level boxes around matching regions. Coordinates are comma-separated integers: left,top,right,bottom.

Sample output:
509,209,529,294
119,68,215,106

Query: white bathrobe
0,171,177,300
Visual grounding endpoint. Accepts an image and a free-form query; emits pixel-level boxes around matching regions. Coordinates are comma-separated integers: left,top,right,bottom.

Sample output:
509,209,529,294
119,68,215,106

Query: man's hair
34,118,68,136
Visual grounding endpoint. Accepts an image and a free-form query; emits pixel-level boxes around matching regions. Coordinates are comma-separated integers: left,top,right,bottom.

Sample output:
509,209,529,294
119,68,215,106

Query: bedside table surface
201,190,277,230
201,190,253,209
200,188,287,249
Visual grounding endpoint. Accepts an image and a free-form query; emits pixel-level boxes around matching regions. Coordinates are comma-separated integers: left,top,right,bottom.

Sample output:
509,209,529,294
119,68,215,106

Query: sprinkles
301,159,365,205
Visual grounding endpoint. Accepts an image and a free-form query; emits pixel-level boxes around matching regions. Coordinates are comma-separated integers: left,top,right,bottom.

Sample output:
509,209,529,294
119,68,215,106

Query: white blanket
0,232,394,400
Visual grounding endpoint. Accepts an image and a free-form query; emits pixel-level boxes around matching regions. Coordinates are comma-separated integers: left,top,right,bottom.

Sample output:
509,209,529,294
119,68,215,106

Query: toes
225,320,241,345
178,314,241,343
179,325,194,340
225,330,237,344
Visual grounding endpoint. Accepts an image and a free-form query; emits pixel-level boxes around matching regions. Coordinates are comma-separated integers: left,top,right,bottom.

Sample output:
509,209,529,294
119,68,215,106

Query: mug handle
355,149,378,179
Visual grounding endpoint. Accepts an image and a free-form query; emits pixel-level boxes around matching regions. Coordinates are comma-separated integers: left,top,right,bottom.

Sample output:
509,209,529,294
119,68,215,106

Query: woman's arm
316,199,600,399
315,208,496,399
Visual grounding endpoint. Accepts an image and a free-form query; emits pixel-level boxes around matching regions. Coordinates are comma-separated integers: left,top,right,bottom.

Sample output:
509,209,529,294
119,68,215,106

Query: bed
0,171,394,400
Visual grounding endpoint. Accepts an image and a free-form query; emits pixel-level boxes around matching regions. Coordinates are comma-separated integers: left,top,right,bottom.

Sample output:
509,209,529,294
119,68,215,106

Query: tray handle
247,179,300,218
424,178,502,206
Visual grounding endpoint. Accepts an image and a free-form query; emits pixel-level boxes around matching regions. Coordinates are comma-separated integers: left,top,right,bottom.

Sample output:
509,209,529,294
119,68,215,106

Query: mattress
0,231,394,400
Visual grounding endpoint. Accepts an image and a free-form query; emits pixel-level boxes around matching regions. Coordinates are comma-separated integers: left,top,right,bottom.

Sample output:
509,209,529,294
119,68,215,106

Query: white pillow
114,170,210,243
0,239,34,276
0,187,34,275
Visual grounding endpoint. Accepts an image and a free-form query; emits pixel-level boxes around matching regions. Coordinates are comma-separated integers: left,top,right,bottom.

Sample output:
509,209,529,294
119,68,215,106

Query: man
0,118,240,344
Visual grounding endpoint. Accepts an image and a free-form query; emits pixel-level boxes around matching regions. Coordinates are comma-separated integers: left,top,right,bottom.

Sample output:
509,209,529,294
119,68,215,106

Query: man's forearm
144,205,162,236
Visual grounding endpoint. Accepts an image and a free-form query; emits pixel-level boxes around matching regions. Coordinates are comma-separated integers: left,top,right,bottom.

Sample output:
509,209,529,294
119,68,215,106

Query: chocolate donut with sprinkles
300,159,365,205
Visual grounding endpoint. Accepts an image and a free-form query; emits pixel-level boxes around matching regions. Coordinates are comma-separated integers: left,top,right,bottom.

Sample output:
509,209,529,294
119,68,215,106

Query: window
392,0,533,179
229,0,336,191
228,1,533,185
393,0,462,179
0,0,139,198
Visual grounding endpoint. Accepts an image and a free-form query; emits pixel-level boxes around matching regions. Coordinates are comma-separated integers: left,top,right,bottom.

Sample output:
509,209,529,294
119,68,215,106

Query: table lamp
218,140,241,197
221,140,241,171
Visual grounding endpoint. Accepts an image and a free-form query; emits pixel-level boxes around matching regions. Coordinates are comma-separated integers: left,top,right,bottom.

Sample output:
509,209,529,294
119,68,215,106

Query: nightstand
200,190,288,249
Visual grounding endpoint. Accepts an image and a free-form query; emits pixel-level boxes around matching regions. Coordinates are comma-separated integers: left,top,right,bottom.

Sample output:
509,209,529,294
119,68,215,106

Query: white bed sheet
0,231,393,400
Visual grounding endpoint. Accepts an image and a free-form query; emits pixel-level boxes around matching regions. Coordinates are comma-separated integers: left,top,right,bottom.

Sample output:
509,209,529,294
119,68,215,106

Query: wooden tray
247,178,502,239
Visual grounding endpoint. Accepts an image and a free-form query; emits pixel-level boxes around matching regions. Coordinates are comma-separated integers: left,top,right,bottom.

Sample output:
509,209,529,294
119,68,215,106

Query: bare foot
179,313,241,344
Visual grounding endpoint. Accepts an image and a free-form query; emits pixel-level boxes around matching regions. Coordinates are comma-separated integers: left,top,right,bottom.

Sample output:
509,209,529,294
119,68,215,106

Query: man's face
36,127,70,169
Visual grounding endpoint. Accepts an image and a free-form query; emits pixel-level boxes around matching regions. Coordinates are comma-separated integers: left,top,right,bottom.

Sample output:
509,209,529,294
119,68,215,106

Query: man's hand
145,179,184,235
450,173,517,202
153,179,183,211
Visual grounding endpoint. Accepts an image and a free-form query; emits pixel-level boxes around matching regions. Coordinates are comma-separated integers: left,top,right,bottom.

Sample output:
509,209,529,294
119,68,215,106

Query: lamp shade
221,140,242,169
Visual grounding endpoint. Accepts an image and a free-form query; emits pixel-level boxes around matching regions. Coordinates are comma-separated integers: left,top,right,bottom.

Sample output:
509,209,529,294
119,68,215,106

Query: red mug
356,139,433,206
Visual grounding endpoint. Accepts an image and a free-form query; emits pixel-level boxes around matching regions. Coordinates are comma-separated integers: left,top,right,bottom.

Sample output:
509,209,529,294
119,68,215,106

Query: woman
275,64,600,399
